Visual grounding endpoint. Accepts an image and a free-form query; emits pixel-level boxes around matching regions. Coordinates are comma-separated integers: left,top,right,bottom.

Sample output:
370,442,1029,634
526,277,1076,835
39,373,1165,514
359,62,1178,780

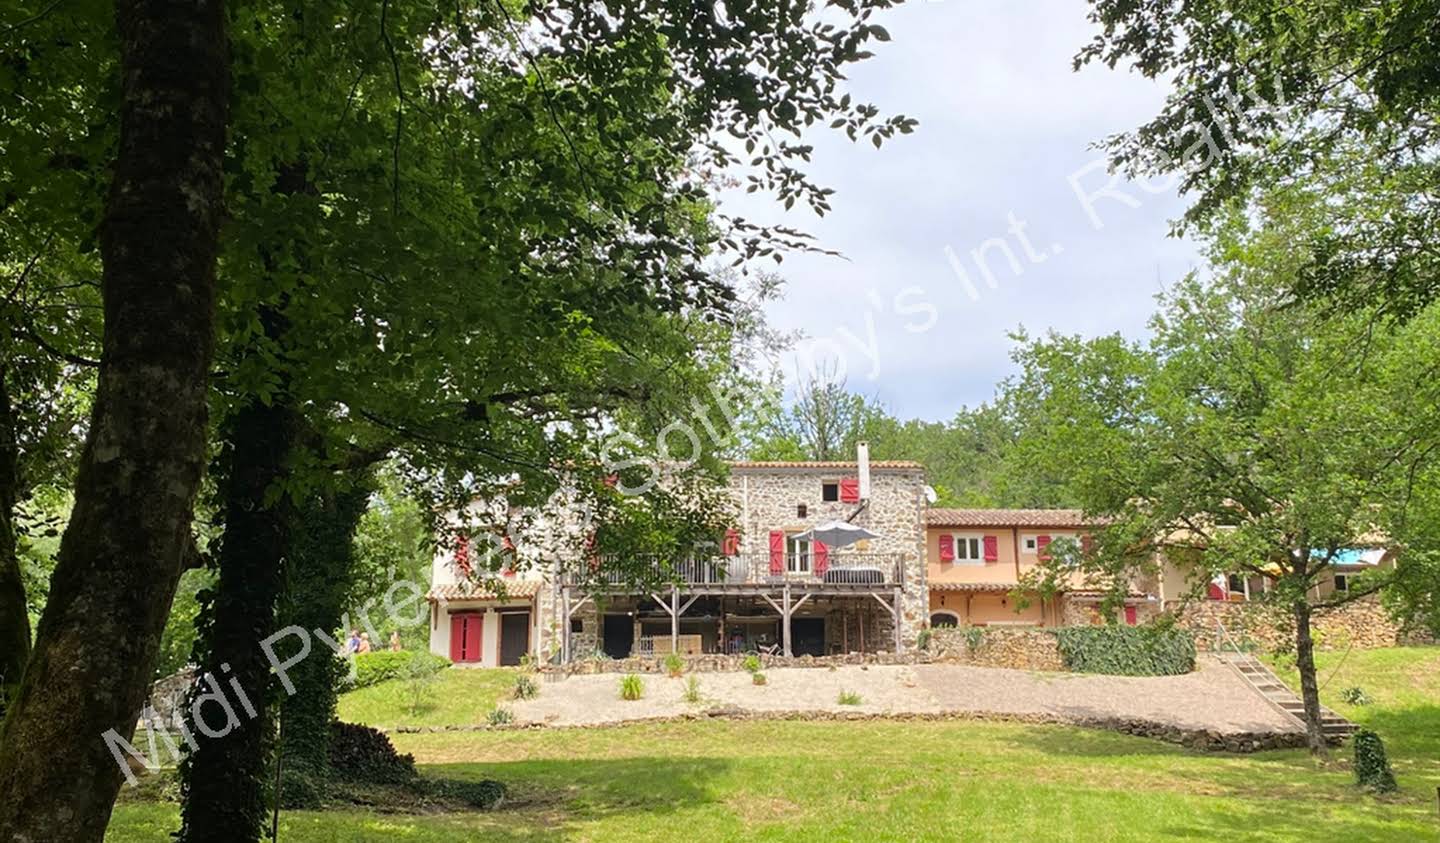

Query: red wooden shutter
982,535,998,562
1207,582,1226,600
1037,535,1052,561
1124,605,1138,626
814,540,829,575
768,530,785,574
466,614,483,662
839,477,860,502
449,614,465,662
723,528,740,557
1080,534,1093,554
938,535,955,562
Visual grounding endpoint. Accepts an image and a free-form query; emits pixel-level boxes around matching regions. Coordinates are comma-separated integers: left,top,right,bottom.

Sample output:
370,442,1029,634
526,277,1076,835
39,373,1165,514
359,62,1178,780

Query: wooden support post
670,586,679,655
561,588,571,664
782,585,792,657
893,586,904,653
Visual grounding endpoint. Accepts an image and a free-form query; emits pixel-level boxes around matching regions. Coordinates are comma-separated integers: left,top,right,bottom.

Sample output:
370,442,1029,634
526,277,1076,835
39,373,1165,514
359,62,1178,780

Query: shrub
1340,686,1372,706
683,675,702,703
1055,625,1195,676
751,672,767,686
487,706,515,726
327,722,417,784
916,628,932,651
963,626,986,650
741,654,762,674
663,652,685,678
512,673,539,701
347,650,450,690
619,674,644,701
836,690,862,706
428,778,507,810
1353,729,1398,793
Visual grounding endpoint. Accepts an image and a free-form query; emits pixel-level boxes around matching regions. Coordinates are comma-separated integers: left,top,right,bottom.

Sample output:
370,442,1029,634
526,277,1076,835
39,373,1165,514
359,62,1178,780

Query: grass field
335,666,515,729
106,651,1440,841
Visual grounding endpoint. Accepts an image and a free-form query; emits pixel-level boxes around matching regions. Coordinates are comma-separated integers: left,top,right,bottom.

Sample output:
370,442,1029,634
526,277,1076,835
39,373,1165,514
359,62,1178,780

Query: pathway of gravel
508,657,1298,736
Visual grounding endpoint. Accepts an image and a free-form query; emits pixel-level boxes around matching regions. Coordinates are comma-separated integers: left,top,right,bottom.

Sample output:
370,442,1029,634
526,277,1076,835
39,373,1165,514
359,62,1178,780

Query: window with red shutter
938,534,955,562
1124,606,1138,626
814,540,829,576
983,535,999,562
1037,535,1052,561
768,530,785,574
722,528,740,557
839,476,860,502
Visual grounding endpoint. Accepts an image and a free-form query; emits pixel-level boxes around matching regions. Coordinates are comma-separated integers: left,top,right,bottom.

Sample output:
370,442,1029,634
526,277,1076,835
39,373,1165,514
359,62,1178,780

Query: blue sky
719,0,1203,422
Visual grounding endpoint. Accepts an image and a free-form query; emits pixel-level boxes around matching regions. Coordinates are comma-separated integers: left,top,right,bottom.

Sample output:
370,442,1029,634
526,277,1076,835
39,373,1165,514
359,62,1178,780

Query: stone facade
728,461,928,650
1170,595,1435,653
926,627,1064,672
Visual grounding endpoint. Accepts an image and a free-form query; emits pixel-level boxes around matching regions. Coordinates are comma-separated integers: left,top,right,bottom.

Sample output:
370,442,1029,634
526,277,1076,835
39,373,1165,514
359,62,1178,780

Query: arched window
929,612,960,629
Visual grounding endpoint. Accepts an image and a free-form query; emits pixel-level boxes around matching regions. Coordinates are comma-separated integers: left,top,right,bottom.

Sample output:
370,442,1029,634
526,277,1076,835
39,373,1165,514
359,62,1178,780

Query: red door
449,613,484,663
1124,606,1138,626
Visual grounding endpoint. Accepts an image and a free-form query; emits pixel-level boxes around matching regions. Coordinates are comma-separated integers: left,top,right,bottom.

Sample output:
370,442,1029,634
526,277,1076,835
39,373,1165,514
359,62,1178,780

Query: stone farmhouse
425,450,1405,666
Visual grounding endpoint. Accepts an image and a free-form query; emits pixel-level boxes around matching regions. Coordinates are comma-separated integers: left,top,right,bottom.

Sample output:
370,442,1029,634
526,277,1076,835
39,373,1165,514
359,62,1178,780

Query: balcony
559,552,904,591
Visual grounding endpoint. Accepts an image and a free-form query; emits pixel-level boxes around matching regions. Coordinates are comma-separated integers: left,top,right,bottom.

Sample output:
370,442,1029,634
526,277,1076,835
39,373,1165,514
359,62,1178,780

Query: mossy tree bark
0,0,229,837
0,365,29,701
177,307,298,843
1292,599,1328,756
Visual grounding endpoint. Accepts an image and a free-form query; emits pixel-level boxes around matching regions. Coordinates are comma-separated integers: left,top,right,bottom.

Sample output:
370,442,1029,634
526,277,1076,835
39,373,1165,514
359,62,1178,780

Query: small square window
797,503,808,519
570,618,584,633
821,482,839,502
1333,574,1349,592
1023,537,1037,552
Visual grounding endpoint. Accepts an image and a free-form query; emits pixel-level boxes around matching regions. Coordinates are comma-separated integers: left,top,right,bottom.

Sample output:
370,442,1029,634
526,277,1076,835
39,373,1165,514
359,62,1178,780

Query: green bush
663,652,685,678
916,628,932,651
346,650,450,690
741,654,762,674
327,722,417,785
1055,625,1195,676
683,675,702,703
619,674,644,701
486,706,515,726
836,690,862,706
512,673,539,700
1353,729,1398,793
751,672,767,686
1340,686,1372,706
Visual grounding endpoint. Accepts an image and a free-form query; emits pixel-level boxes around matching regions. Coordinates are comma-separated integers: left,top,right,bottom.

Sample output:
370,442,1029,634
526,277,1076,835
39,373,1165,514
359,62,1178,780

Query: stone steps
1217,649,1357,741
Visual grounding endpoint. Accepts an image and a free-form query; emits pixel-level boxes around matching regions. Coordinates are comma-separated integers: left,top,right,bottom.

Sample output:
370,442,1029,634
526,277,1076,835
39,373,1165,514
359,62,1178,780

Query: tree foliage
1078,0,1440,318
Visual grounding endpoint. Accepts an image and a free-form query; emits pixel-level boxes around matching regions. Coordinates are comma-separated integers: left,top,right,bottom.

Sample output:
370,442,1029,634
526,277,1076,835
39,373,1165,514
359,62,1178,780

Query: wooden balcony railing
560,553,904,589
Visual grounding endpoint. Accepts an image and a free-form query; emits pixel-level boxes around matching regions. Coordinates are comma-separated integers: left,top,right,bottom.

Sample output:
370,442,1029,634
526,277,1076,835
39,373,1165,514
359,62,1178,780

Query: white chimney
856,441,871,501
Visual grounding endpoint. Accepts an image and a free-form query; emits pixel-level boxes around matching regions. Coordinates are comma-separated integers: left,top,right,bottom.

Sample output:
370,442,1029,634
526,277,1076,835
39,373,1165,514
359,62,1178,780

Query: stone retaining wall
387,707,1311,753
546,650,919,675
1172,595,1435,653
926,627,1063,672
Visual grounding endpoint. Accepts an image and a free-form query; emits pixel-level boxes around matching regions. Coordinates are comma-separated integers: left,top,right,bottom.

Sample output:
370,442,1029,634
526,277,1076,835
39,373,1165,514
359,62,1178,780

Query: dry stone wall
1171,596,1434,653
926,627,1064,672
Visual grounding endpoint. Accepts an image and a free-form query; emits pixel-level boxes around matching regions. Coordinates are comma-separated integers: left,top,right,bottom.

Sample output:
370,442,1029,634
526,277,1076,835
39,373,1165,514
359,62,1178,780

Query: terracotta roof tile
929,582,1019,593
925,508,1088,528
728,460,923,470
426,581,541,602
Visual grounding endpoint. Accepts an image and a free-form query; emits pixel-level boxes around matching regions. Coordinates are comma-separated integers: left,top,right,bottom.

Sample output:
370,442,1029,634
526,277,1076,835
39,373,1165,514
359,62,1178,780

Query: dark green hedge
1353,729,1398,793
346,650,450,690
1055,625,1196,676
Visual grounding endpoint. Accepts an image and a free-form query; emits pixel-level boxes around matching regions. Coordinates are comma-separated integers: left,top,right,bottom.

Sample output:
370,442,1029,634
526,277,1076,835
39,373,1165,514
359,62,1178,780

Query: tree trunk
1292,600,1329,756
0,364,29,701
177,319,297,843
0,0,229,837
277,475,374,779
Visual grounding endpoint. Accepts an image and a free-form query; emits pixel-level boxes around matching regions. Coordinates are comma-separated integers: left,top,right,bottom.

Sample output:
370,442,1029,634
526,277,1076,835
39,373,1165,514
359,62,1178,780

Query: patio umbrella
795,520,882,549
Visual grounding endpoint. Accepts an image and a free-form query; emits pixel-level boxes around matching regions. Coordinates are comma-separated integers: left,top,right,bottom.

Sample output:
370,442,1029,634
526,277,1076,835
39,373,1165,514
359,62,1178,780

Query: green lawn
106,654,1440,841
1266,645,1440,801
335,666,516,729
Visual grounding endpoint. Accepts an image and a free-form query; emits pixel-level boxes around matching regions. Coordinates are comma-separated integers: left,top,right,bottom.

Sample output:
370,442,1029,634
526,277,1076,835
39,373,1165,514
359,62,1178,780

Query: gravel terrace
509,657,1300,736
